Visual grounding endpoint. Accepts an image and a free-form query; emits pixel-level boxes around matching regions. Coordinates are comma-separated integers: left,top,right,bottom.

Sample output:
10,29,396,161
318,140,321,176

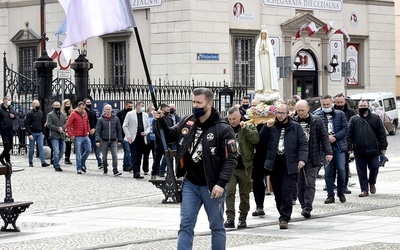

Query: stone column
283,35,292,100
33,53,57,115
71,54,93,106
321,38,329,95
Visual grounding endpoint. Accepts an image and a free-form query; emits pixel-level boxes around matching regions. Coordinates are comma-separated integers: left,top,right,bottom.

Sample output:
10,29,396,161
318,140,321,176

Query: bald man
25,100,50,168
96,104,123,176
293,100,332,218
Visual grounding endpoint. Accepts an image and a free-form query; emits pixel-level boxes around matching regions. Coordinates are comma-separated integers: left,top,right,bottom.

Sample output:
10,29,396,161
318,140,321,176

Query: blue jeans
324,145,346,197
89,134,102,166
74,136,91,171
28,132,46,164
177,179,226,250
51,138,65,169
121,140,131,167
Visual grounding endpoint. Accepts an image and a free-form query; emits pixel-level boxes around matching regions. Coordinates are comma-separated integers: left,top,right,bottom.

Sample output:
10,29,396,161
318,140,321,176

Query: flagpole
130,10,181,203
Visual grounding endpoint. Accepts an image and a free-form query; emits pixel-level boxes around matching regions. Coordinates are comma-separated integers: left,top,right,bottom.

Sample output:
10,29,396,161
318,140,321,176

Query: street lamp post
342,62,351,96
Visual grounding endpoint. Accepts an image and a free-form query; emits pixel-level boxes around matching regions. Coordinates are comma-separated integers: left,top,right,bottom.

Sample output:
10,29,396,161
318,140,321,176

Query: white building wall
395,1,400,95
150,0,231,82
0,0,396,97
363,4,396,94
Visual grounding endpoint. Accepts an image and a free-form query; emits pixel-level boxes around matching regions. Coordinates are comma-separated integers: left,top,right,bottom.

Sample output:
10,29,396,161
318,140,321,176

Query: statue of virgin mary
254,26,279,94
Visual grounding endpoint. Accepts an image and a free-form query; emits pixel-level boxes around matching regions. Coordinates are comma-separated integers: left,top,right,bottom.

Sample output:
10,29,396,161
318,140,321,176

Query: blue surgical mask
322,107,332,113
140,107,145,112
192,107,206,118
7,101,11,106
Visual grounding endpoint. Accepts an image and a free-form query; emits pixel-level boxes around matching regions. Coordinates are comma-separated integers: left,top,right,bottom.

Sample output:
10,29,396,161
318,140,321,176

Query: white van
350,92,398,135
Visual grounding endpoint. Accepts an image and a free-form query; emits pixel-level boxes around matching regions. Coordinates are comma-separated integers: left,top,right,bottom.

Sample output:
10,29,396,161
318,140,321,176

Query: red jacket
66,109,90,137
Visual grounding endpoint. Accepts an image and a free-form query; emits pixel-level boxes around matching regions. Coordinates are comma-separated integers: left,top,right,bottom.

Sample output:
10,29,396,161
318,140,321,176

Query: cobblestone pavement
0,131,399,249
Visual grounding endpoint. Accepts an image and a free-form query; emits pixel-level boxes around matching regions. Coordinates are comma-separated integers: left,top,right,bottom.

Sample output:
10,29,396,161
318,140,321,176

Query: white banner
346,44,359,85
329,40,342,82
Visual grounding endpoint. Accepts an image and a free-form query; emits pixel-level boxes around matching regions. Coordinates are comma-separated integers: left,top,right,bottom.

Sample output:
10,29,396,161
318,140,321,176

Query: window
109,41,127,85
346,36,367,88
18,46,38,92
233,36,255,87
383,98,396,112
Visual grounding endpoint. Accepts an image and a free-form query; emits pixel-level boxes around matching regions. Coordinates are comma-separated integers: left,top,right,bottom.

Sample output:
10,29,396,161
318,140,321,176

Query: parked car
306,96,357,114
349,92,398,135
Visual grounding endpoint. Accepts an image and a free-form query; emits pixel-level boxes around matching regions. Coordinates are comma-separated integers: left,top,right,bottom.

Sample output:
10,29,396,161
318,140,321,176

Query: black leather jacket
159,109,237,191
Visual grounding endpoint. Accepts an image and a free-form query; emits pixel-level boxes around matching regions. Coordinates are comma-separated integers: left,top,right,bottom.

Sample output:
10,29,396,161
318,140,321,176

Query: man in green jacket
224,106,260,229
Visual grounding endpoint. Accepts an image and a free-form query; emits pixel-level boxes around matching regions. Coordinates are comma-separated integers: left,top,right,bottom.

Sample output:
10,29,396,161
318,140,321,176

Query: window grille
233,36,255,87
18,46,37,92
110,41,127,85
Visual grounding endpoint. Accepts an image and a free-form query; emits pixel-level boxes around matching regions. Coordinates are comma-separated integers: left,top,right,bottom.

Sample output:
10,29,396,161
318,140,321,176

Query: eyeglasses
276,112,288,116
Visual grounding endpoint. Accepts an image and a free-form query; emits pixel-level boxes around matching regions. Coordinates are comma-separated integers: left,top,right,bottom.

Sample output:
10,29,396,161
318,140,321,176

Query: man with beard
347,100,387,197
154,88,237,249
258,103,308,229
293,100,332,218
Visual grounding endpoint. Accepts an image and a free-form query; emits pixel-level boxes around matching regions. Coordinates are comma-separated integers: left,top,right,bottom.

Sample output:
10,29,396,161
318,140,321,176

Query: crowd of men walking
0,90,390,250
0,96,180,179
229,93,388,232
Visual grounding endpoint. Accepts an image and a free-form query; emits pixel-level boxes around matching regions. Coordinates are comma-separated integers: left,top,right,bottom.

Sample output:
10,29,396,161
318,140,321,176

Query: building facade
396,0,400,95
0,0,396,99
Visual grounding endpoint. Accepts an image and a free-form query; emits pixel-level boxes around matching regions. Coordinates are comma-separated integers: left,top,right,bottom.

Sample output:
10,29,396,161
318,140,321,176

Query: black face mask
170,108,176,114
65,106,70,111
54,107,60,112
126,108,132,112
34,106,40,111
335,105,345,111
193,107,206,118
86,104,91,109
358,108,369,114
242,104,249,109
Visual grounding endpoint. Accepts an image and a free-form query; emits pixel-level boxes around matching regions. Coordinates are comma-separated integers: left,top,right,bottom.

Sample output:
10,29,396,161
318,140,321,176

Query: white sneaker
348,178,356,187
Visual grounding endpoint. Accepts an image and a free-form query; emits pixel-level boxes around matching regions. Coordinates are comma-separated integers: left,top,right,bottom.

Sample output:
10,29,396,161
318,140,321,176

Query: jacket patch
206,133,214,141
181,127,189,135
186,120,194,126
227,139,237,153
210,147,217,155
